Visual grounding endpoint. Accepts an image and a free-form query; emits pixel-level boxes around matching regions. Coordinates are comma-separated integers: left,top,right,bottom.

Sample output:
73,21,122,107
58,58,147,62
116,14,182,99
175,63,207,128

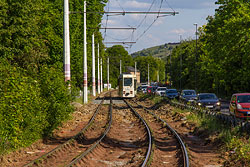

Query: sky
100,0,219,54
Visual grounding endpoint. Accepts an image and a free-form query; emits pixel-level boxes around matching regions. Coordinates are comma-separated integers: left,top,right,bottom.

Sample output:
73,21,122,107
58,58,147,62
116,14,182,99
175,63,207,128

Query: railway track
21,91,189,167
77,94,152,166
127,99,189,167
23,93,112,167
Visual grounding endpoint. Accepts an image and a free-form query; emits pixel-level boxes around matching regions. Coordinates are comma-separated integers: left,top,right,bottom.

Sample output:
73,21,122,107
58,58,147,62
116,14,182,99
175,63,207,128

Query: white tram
118,73,137,98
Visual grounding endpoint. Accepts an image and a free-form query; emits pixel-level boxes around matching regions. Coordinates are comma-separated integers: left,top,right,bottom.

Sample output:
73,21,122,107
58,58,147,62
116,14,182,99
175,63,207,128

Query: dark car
137,86,142,92
229,93,250,118
196,93,221,111
166,89,179,99
141,85,148,93
180,90,197,103
152,86,158,94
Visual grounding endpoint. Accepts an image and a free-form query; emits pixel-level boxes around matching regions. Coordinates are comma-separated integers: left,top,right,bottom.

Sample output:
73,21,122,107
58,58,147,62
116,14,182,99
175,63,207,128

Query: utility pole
170,51,172,88
83,1,88,104
97,43,100,94
100,58,103,92
64,0,70,83
120,60,122,74
180,34,182,90
135,62,137,80
148,64,150,85
92,34,96,96
157,71,159,83
194,23,198,91
107,57,109,90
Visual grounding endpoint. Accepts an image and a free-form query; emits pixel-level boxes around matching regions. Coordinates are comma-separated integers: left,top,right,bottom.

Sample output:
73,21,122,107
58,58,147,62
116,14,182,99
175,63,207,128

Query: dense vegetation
0,0,107,154
169,0,250,98
131,43,178,59
105,45,166,87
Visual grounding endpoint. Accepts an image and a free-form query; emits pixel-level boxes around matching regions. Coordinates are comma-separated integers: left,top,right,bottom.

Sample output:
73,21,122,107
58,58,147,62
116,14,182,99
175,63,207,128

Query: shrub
38,66,73,136
0,60,47,154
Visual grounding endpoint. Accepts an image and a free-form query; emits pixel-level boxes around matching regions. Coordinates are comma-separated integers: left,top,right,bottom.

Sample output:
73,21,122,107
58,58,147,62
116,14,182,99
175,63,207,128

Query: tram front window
124,78,132,86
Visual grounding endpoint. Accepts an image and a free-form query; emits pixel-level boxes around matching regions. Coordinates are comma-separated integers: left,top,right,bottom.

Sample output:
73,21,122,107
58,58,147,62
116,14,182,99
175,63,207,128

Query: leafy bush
38,66,73,136
0,60,47,153
0,60,74,154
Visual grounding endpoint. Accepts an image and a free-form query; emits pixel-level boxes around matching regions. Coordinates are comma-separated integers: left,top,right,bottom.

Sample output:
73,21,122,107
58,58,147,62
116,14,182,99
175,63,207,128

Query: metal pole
157,71,159,83
170,52,172,88
107,57,109,90
148,64,150,85
120,60,122,74
135,62,137,81
92,34,96,96
97,44,100,94
100,58,103,92
194,23,198,91
64,0,70,83
180,34,182,90
83,1,88,104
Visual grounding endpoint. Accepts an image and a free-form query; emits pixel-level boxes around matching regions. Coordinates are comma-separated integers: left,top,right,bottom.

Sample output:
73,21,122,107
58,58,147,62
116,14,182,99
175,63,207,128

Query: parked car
166,89,179,99
156,87,167,96
147,86,156,94
229,93,250,118
195,93,221,111
141,85,148,93
152,86,158,94
137,86,142,92
179,90,197,103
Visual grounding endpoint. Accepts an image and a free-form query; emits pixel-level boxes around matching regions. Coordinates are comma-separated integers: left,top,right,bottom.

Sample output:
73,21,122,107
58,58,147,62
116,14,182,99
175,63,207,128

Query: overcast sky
101,0,219,53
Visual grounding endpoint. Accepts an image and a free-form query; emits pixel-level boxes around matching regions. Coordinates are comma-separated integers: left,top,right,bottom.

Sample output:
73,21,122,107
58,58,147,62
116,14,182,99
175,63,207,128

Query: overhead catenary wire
135,0,164,43
100,0,178,51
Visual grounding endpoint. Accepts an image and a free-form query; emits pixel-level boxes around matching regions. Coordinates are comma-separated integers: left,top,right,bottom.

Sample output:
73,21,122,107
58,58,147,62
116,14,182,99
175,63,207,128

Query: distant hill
131,42,179,60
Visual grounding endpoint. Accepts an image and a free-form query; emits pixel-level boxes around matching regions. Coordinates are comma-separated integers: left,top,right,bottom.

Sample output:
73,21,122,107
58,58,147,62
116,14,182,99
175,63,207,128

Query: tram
118,73,137,98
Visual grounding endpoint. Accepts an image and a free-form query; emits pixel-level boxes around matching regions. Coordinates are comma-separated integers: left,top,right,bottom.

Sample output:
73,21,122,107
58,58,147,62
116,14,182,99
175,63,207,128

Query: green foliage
106,45,134,87
0,0,107,155
134,56,165,83
39,66,74,136
169,0,250,97
0,59,47,153
131,43,178,59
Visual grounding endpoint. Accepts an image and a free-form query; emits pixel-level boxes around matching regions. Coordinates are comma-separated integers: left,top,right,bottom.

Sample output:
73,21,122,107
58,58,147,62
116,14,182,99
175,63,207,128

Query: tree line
0,0,107,154
169,0,250,98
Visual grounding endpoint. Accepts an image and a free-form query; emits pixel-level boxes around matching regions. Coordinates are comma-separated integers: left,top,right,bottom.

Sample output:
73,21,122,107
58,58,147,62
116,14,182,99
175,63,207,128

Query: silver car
156,87,167,96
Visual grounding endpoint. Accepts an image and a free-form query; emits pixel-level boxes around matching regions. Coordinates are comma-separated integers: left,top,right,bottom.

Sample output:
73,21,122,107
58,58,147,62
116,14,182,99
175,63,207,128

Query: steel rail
124,99,152,167
66,93,113,167
133,100,189,167
23,95,107,167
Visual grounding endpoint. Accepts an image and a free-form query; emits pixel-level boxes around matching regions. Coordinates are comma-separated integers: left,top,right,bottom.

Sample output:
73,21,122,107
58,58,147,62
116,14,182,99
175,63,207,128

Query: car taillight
130,91,133,94
123,91,125,94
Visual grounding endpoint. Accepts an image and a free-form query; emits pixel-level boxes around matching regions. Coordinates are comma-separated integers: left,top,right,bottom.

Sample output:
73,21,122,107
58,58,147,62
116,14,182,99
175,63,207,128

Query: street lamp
179,34,182,90
194,23,198,91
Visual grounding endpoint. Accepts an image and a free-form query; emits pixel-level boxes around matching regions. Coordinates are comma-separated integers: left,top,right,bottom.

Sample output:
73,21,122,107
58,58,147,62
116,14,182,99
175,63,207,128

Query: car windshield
142,86,148,89
166,89,177,93
148,87,152,90
183,91,196,95
237,95,250,103
158,88,166,91
153,87,157,90
124,78,132,86
199,94,217,100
